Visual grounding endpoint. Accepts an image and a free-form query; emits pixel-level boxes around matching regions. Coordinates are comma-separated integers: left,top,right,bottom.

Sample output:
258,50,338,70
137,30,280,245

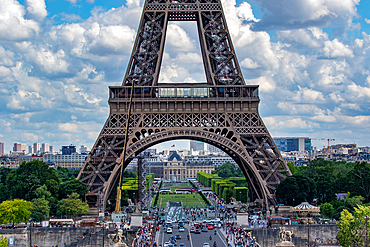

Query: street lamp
239,191,241,202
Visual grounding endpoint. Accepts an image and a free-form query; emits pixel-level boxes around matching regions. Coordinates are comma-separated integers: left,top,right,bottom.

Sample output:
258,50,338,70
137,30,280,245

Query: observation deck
109,84,260,113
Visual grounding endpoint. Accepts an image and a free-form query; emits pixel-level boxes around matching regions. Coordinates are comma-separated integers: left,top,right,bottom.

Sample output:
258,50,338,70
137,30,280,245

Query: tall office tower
49,146,54,153
41,143,50,153
190,141,204,151
61,145,77,155
33,143,41,154
80,145,89,154
0,142,4,156
28,146,33,154
13,143,22,152
273,137,312,152
21,144,27,153
207,144,222,153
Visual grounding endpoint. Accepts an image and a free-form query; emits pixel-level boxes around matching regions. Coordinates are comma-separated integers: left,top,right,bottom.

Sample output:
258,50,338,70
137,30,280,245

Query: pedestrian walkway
219,227,235,247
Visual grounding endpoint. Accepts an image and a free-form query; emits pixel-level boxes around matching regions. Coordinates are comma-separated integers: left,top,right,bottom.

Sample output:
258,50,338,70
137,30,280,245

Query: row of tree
0,161,89,224
197,162,249,203
276,159,370,219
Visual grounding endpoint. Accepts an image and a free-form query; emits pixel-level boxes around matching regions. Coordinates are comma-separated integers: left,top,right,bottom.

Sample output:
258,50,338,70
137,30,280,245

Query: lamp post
239,191,241,202
293,198,295,218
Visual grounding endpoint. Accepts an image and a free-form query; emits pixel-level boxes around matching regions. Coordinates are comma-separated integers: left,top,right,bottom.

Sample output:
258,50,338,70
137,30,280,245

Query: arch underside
78,111,291,211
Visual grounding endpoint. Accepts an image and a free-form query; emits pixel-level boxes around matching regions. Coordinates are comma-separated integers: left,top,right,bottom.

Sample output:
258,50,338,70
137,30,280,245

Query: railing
109,83,259,100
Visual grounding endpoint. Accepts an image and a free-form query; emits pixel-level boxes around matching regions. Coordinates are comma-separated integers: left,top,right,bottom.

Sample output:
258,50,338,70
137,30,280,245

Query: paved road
157,223,228,247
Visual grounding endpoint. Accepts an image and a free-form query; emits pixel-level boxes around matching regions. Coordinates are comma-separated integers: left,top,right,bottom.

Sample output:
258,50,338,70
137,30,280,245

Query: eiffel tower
77,0,291,212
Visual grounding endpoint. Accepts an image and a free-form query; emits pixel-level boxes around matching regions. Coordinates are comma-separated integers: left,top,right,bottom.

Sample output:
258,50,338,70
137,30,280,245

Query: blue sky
1,0,370,153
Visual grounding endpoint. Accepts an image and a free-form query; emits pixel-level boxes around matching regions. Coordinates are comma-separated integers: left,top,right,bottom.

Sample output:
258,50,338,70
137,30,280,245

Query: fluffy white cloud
275,29,321,48
165,24,195,52
252,0,360,30
321,39,354,58
24,0,47,22
58,123,78,132
241,58,260,69
0,0,40,40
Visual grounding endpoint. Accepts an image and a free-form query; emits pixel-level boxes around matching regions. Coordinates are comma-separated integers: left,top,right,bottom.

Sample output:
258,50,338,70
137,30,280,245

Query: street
157,223,228,247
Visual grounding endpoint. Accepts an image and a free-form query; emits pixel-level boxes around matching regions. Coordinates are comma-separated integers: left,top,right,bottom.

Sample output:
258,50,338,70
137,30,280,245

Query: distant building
190,141,204,151
185,156,237,167
207,144,222,153
16,154,43,165
28,146,33,154
61,145,77,155
49,146,54,153
0,142,4,156
41,143,49,153
33,143,41,154
43,153,88,170
273,137,312,152
13,143,22,152
163,151,214,182
80,145,89,154
146,149,157,156
13,143,26,154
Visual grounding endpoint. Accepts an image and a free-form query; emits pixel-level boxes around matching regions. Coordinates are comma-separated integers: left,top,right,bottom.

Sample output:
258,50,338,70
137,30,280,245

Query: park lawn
161,182,194,192
153,193,206,209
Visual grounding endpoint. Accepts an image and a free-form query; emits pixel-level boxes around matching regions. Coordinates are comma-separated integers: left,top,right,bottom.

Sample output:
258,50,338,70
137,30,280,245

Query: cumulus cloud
1,0,370,151
251,0,360,31
275,29,321,48
58,123,78,132
165,24,195,52
321,39,354,58
24,0,47,22
0,0,40,40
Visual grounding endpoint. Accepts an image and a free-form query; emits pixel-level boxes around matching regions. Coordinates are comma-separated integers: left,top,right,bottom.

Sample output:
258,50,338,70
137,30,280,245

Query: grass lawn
161,182,194,192
153,193,206,209
152,181,208,208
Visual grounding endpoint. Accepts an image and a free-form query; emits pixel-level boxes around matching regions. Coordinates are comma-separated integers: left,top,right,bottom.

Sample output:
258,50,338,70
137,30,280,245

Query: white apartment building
43,153,88,170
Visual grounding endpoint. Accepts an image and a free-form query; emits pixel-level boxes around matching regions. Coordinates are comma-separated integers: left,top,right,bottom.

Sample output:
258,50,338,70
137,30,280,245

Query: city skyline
1,0,370,152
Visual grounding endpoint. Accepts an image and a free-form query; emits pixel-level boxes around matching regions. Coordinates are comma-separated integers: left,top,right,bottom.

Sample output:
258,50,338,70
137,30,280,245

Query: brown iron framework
77,0,291,212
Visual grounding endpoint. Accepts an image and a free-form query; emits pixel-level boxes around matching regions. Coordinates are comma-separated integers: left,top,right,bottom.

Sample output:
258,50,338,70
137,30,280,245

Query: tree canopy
337,205,370,246
6,160,59,201
212,162,243,178
0,199,32,225
60,192,89,216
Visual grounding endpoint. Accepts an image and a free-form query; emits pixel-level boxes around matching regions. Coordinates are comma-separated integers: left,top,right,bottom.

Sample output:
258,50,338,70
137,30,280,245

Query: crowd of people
132,223,156,247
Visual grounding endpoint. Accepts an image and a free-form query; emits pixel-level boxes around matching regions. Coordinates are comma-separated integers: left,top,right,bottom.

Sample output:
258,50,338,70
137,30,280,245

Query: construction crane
311,138,336,153
327,139,335,153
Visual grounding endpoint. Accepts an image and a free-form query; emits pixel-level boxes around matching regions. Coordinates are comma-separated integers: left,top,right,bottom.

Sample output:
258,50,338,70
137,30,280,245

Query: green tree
0,199,32,226
30,197,50,222
212,162,242,178
320,202,334,219
59,179,88,200
276,174,316,205
0,235,7,247
222,188,233,204
60,192,89,216
347,162,370,201
0,167,10,203
347,195,365,208
6,160,60,201
337,205,370,247
56,167,80,182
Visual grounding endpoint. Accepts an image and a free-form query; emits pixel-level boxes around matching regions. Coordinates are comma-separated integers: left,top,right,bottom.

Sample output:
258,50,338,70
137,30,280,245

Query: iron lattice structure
77,0,291,212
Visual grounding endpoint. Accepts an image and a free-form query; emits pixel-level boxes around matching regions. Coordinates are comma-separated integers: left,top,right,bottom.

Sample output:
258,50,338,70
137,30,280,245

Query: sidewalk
218,227,235,247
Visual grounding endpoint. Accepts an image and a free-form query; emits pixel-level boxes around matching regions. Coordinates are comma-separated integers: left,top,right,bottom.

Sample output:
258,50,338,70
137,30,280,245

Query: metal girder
77,0,291,212
122,0,243,86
